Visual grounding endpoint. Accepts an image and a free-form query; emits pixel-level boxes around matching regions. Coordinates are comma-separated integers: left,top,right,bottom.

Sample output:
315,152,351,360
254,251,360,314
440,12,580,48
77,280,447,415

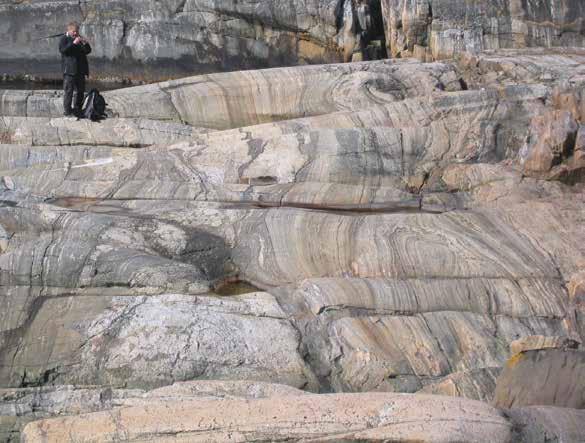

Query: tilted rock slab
493,349,585,409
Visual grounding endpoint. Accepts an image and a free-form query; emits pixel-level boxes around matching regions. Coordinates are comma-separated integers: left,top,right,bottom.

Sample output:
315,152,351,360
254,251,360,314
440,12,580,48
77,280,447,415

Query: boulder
521,110,579,177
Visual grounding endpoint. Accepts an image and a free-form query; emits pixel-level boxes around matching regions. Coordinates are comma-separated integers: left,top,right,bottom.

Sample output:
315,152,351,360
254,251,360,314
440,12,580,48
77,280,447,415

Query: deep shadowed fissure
336,0,388,61
367,0,388,59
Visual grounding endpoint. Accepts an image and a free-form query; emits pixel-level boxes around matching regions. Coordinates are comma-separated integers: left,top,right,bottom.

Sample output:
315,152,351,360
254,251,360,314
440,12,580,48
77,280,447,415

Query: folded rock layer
1,41,585,442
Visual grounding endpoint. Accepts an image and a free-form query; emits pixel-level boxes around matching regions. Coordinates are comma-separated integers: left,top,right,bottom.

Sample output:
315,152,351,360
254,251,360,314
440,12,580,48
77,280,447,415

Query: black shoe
63,110,73,117
73,109,83,118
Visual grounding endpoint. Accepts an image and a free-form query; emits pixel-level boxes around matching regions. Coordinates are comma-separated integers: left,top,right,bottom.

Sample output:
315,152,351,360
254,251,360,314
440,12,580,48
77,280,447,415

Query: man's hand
73,37,82,45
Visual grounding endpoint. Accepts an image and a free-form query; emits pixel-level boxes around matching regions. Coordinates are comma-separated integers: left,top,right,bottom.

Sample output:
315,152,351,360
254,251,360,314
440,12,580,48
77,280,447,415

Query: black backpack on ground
82,89,107,121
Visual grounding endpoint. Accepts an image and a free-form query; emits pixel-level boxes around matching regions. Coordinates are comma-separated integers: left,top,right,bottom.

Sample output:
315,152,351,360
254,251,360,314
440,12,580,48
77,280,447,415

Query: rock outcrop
1,11,585,441
493,348,585,409
1,0,377,82
506,406,585,443
2,0,584,82
13,386,585,442
20,391,514,442
381,0,585,60
1,381,307,441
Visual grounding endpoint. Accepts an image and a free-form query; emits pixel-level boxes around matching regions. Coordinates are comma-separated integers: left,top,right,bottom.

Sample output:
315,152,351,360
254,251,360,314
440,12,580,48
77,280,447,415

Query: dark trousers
63,74,86,113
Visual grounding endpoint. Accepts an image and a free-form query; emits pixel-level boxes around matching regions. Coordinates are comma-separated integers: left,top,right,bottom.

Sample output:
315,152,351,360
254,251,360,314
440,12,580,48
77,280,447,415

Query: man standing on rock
59,22,91,117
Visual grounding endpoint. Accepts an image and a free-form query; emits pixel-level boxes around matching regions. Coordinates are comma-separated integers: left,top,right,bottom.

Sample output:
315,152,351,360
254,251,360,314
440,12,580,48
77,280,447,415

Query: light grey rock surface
2,0,584,82
0,0,365,81
0,291,317,390
381,0,585,60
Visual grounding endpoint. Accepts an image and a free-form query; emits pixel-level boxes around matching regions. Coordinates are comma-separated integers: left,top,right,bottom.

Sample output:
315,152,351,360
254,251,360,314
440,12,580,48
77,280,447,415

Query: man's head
66,22,80,37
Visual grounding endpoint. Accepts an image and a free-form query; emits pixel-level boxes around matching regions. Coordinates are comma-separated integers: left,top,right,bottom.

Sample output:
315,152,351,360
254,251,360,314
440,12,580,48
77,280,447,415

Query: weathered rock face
0,0,362,82
381,0,585,60
21,392,515,442
8,384,585,442
2,0,584,82
493,348,585,409
506,406,585,443
0,292,317,390
1,25,585,443
1,381,308,441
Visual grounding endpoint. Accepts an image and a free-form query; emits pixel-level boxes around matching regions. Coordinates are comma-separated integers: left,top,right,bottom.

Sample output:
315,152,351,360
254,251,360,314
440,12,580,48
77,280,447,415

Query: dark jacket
59,34,91,76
